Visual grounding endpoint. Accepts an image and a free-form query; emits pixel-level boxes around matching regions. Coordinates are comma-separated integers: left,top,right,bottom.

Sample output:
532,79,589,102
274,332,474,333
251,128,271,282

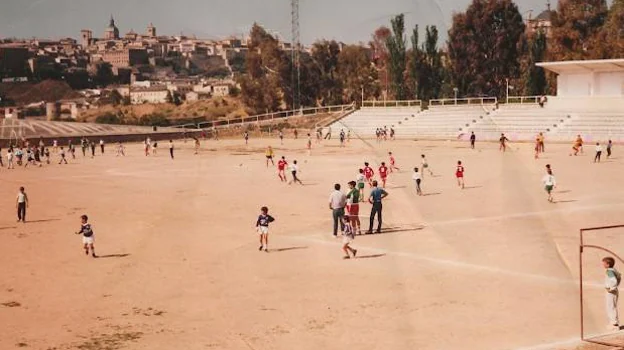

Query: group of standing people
375,126,395,142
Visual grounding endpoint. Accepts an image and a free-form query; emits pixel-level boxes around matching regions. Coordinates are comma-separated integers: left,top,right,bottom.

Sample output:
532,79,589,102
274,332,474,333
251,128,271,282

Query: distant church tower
147,23,157,37
80,29,93,48
104,15,120,40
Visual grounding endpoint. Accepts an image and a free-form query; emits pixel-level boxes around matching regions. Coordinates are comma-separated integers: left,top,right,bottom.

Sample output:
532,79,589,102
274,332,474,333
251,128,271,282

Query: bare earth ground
1,136,624,350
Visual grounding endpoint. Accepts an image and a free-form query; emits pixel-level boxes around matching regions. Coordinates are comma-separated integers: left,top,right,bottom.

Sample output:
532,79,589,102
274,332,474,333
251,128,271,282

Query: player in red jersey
363,162,375,187
277,156,288,182
378,162,389,188
455,160,465,189
388,152,399,172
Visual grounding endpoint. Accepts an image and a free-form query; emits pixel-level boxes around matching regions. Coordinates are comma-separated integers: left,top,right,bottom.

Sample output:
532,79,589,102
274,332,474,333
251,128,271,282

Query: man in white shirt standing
329,184,347,237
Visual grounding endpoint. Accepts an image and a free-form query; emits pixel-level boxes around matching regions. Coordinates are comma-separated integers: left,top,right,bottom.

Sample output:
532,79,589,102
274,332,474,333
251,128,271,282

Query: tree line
239,0,623,114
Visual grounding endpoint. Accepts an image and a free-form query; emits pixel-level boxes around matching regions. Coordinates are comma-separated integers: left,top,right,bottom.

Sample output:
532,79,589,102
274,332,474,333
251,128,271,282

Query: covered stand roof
537,59,624,74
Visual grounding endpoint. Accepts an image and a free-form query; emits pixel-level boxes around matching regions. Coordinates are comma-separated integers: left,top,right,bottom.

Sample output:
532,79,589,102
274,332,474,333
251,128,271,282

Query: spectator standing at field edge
367,181,388,234
329,184,347,237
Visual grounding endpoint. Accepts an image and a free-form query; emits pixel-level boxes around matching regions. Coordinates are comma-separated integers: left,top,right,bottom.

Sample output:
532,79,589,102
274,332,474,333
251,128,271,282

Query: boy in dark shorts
288,160,303,185
255,206,275,252
59,147,68,164
265,146,275,167
75,214,96,258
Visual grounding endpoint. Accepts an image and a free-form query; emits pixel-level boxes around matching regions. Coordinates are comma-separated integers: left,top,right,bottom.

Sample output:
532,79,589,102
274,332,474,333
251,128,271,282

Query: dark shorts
266,155,273,159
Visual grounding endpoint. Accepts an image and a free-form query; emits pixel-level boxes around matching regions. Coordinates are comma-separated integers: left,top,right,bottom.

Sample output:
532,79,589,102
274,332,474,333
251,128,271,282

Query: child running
421,154,434,178
341,215,357,259
277,156,288,182
456,160,465,189
388,152,400,172
378,162,389,188
288,160,304,185
363,162,375,187
59,147,68,164
499,133,510,152
412,167,422,196
244,131,249,145
602,256,621,331
542,168,556,202
255,206,275,252
75,214,96,258
595,142,603,163
571,135,583,156
307,133,312,155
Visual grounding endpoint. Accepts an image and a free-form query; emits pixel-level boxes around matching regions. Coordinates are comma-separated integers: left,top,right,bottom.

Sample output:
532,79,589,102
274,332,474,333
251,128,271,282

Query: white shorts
82,236,94,245
342,235,353,245
257,226,269,235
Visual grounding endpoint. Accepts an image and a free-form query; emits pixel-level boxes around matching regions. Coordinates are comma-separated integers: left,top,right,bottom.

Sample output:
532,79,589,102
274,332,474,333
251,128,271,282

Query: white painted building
130,87,169,104
537,59,624,112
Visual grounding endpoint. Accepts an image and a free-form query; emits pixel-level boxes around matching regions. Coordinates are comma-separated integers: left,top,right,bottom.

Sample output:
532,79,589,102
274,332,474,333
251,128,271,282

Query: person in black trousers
367,181,388,234
16,186,28,223
169,140,174,159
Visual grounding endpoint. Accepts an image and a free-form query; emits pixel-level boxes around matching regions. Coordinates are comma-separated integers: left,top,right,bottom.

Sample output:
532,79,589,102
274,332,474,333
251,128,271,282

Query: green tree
596,0,624,57
550,0,609,60
110,89,123,106
165,90,174,104
370,26,392,98
337,44,380,104
311,40,343,105
95,112,121,124
410,25,446,102
523,31,548,96
239,23,286,113
94,63,114,87
386,14,407,100
448,0,525,98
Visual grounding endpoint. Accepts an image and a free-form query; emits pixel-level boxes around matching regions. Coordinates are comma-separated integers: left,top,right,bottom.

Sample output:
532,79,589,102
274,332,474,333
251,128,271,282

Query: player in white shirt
412,167,422,196
288,160,303,185
595,142,603,163
541,169,556,202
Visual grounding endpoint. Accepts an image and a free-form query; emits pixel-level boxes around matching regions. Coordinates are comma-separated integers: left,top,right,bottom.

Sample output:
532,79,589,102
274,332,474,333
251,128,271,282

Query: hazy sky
0,0,577,44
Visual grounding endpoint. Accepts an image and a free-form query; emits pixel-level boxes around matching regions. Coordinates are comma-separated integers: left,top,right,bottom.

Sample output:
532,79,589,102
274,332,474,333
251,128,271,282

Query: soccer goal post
580,225,624,347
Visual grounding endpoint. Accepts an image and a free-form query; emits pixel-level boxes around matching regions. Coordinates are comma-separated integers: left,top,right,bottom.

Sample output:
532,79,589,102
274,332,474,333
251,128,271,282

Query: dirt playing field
1,135,623,350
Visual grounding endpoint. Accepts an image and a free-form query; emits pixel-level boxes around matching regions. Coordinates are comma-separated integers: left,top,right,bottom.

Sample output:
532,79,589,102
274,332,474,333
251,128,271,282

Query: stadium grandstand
333,58,624,143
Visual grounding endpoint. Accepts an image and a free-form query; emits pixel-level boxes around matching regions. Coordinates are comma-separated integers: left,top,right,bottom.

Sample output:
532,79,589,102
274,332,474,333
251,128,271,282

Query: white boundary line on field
286,234,615,350
285,234,604,289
